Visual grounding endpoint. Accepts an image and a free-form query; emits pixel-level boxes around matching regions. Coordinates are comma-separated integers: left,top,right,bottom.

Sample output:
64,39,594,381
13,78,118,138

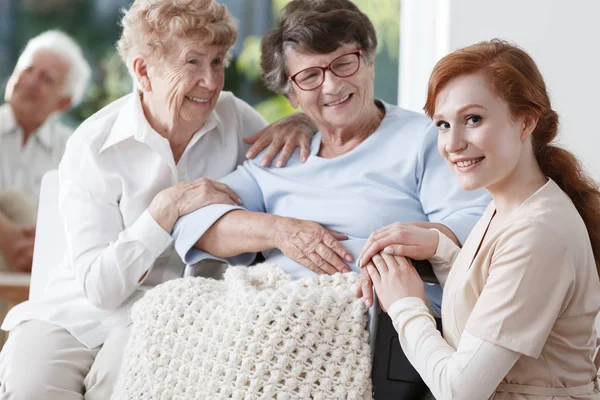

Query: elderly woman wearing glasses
171,0,490,301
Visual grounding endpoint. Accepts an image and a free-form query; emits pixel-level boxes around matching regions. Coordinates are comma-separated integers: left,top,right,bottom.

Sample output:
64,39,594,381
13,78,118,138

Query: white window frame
398,0,450,113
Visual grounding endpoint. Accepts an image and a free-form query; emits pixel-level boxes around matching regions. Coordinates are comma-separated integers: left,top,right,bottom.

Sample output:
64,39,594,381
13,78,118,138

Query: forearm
0,210,14,250
71,210,173,310
196,210,281,258
389,298,519,400
428,229,461,287
0,209,12,235
411,221,459,246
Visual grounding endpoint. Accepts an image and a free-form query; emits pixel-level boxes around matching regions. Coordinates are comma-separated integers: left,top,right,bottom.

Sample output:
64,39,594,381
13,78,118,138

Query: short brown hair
261,0,377,94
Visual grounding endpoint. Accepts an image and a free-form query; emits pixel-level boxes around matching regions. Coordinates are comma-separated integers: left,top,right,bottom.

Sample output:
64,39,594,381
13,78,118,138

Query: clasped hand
0,223,36,273
355,222,439,310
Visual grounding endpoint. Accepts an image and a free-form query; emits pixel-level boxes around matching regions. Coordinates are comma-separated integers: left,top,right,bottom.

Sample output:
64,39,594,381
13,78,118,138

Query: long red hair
424,39,600,276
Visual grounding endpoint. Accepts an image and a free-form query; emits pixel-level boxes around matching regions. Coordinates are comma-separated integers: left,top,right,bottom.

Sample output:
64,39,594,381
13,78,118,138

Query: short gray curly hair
261,0,377,95
117,0,238,77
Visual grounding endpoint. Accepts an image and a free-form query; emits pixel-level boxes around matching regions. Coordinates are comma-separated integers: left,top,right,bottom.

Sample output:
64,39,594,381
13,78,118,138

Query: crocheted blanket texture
113,264,373,399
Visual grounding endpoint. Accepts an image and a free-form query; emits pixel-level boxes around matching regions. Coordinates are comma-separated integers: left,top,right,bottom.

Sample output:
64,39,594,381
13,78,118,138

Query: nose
321,69,343,94
199,68,220,91
444,126,467,154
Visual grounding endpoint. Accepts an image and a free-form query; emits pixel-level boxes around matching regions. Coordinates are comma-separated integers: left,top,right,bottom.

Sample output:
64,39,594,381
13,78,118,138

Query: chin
456,177,486,192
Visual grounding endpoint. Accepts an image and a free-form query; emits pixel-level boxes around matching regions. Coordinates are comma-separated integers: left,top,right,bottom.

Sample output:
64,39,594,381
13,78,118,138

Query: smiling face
285,43,375,132
139,36,226,133
433,72,533,192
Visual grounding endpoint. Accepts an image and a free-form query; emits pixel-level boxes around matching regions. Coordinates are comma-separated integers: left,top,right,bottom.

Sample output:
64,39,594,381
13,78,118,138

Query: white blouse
2,91,267,348
0,103,72,201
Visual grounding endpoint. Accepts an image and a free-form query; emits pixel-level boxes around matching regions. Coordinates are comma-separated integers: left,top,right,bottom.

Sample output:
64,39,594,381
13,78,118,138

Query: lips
324,93,352,107
185,95,209,103
455,157,484,168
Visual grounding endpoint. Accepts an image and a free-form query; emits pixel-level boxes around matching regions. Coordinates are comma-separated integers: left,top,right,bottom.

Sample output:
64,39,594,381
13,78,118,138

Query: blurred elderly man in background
0,30,91,273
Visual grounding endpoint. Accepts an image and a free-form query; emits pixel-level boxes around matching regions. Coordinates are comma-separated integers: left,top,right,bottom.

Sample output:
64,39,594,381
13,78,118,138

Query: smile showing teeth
186,96,209,103
456,158,484,168
325,94,351,107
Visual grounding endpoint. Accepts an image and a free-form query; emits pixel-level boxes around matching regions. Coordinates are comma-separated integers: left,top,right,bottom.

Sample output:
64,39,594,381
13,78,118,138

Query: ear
367,59,376,80
132,57,152,92
56,97,72,112
520,114,539,141
286,87,300,109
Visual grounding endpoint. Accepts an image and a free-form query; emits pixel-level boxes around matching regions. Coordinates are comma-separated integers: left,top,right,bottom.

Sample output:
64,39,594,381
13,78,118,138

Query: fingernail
245,152,251,158
357,258,362,268
276,161,283,168
260,159,268,167
237,197,243,204
384,247,394,254
345,254,353,262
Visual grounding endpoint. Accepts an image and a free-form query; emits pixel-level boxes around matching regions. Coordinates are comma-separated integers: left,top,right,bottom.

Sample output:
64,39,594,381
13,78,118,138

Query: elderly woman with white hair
0,0,315,398
0,30,91,273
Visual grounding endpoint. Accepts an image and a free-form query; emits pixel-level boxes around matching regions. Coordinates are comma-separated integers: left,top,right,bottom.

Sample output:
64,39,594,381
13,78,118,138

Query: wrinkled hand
365,253,425,312
0,224,36,273
357,222,439,268
244,112,316,168
274,217,353,275
148,177,242,233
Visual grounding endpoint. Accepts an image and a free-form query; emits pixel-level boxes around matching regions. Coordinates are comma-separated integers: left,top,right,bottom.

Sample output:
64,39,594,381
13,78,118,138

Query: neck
488,150,547,216
9,103,46,145
319,102,384,158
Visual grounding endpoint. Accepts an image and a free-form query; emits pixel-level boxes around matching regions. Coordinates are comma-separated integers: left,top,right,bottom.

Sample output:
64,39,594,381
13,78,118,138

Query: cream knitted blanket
113,264,373,400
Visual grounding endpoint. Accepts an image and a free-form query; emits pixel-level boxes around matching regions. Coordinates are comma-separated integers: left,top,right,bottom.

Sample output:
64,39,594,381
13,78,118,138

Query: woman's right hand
272,217,353,275
148,177,242,233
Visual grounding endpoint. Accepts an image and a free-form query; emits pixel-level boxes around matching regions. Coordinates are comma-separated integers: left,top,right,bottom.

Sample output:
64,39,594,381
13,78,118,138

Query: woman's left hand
244,112,316,168
364,252,425,312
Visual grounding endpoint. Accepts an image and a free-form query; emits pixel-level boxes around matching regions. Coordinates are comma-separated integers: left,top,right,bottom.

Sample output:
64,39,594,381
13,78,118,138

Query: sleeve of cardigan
388,297,520,400
428,229,461,288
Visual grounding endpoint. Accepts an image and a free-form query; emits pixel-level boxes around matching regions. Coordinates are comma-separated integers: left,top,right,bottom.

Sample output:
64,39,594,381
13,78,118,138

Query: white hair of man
6,30,91,107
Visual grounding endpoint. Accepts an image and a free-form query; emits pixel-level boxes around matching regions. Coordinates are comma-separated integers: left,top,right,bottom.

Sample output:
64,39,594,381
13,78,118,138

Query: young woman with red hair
357,39,600,399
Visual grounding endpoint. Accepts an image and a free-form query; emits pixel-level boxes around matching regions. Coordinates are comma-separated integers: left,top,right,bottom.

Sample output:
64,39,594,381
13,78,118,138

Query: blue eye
436,120,450,130
466,115,482,124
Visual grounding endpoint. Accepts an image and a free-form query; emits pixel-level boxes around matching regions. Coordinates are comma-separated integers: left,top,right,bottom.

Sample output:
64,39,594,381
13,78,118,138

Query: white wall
399,0,600,179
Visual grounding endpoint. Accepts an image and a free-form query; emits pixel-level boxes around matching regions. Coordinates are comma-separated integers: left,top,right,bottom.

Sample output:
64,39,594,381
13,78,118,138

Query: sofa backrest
30,170,64,300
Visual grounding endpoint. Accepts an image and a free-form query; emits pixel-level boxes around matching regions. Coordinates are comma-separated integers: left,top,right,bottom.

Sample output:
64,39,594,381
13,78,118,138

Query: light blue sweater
173,102,490,309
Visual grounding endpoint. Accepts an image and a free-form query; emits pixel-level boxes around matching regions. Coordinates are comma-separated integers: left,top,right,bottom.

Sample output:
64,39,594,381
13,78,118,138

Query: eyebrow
185,51,225,59
41,70,58,82
433,104,487,120
185,52,207,58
